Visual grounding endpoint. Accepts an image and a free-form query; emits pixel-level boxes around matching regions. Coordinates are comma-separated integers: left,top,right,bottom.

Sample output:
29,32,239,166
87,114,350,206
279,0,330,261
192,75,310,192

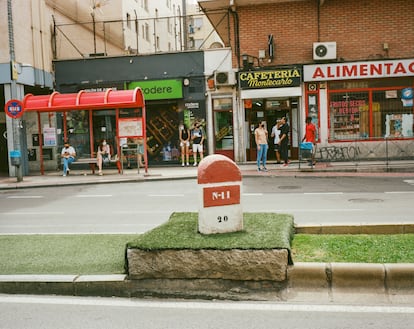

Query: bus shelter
22,88,147,175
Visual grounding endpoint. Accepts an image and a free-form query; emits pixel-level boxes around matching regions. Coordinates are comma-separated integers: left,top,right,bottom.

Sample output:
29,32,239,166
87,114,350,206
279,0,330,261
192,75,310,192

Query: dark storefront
54,52,206,165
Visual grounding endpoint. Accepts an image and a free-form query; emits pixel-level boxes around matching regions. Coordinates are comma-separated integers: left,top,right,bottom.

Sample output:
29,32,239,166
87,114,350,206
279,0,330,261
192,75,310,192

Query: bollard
197,154,243,234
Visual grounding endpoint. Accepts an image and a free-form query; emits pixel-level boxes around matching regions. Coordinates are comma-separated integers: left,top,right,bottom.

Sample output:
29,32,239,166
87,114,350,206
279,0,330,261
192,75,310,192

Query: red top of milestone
197,154,241,184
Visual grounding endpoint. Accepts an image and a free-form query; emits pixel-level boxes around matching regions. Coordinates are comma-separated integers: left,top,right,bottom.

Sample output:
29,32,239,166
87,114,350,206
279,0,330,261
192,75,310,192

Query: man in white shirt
61,140,76,176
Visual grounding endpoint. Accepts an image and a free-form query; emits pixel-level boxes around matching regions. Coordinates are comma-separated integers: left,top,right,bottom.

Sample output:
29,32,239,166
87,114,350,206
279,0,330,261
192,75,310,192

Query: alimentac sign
304,59,414,82
239,67,301,89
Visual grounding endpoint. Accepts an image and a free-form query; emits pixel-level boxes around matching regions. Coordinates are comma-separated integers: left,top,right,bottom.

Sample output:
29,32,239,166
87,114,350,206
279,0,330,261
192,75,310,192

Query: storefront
304,59,414,159
127,78,206,164
238,67,303,161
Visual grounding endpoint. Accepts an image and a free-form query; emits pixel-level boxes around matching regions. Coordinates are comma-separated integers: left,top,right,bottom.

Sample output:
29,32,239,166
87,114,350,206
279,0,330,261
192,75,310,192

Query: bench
60,156,121,174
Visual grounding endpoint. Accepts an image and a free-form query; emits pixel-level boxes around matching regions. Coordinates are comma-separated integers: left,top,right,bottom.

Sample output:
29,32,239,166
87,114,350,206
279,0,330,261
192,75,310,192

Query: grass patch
1,214,414,275
0,234,137,275
292,234,414,263
127,212,295,251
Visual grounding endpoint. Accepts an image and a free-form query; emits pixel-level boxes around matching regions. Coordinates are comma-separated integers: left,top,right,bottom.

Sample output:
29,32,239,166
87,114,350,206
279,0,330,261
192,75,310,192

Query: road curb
295,224,414,234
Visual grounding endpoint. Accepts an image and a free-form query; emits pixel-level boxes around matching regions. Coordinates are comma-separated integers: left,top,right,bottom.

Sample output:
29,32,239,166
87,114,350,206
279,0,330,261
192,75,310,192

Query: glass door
213,98,234,160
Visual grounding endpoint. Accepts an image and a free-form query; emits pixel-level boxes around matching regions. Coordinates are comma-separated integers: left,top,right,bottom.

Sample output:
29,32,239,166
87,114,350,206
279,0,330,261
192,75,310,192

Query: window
328,79,414,141
329,92,367,140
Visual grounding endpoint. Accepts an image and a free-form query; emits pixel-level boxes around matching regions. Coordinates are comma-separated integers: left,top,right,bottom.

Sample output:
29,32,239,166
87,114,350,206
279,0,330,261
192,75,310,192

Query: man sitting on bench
61,140,76,176
97,139,111,176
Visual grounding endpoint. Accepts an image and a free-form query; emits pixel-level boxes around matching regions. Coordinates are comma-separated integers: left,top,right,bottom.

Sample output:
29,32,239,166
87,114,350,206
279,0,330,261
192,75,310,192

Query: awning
23,88,145,112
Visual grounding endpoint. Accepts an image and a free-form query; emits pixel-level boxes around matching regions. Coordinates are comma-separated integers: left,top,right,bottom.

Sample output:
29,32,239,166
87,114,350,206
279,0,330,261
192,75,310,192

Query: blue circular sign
4,99,24,119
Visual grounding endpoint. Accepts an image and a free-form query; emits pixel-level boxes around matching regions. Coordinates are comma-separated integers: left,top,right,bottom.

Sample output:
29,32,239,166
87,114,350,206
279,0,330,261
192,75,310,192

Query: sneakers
257,167,261,172
98,171,103,176
262,167,268,172
182,163,185,167
280,163,289,168
186,163,190,166
193,162,198,166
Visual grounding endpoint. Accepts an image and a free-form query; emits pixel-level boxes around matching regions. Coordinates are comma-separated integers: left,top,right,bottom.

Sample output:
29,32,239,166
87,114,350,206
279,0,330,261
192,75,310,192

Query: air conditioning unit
214,71,236,86
313,42,337,60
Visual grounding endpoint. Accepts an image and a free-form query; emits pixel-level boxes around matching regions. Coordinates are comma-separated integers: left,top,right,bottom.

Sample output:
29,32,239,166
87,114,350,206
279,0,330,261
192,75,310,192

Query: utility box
197,154,243,234
9,150,21,167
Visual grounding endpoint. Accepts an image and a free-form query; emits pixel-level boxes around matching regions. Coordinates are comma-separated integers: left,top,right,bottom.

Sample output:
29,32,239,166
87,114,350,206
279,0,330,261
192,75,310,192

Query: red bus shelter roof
23,88,145,113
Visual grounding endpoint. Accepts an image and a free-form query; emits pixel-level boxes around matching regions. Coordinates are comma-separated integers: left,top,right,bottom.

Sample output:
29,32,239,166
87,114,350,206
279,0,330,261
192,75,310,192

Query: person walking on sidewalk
271,119,281,164
278,117,290,167
61,140,76,176
255,121,269,171
302,116,317,166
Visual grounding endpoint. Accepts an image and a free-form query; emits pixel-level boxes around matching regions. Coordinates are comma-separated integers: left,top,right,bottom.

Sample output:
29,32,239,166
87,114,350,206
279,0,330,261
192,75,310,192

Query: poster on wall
385,114,413,137
43,127,57,146
118,118,143,137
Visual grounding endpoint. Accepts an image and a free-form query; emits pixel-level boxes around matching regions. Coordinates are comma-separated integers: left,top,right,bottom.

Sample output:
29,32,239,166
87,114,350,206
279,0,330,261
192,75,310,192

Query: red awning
23,88,145,112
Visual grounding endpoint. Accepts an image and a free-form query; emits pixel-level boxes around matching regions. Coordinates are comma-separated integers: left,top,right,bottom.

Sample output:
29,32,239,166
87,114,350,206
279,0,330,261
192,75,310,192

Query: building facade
1,0,223,175
199,0,414,162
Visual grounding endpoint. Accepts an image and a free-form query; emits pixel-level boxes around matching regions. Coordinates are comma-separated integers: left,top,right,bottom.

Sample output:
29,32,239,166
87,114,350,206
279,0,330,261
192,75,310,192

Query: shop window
328,79,414,141
372,89,413,138
329,92,368,140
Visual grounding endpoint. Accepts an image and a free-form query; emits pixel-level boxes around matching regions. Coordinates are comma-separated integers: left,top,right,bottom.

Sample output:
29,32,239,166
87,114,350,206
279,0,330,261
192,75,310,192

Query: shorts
180,141,190,147
274,144,280,152
192,143,203,153
137,143,144,155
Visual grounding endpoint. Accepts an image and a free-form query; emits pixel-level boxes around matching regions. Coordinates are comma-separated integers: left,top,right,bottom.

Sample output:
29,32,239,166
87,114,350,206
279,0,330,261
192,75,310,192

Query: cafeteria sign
4,99,24,119
239,68,301,89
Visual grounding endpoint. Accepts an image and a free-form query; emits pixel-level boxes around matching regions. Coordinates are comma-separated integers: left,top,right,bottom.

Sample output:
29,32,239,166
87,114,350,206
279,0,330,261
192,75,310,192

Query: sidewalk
1,159,414,190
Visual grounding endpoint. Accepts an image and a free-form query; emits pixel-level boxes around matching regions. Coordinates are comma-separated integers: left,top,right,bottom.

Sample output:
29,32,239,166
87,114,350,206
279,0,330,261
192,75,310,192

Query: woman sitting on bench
97,139,111,176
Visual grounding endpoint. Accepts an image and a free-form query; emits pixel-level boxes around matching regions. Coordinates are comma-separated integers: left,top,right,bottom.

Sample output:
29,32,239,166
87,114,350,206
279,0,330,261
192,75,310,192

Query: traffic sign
4,99,24,119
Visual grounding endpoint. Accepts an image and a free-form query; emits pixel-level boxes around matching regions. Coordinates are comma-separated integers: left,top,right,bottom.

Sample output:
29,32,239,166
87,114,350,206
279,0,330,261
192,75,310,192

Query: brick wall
232,0,414,67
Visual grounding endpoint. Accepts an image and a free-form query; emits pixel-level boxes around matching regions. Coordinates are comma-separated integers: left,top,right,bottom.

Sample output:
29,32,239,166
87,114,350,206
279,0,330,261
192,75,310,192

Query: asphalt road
0,176,413,234
1,295,414,329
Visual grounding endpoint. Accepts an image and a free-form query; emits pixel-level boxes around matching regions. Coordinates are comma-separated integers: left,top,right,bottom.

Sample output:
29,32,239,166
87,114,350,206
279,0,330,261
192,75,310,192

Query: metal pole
7,0,23,182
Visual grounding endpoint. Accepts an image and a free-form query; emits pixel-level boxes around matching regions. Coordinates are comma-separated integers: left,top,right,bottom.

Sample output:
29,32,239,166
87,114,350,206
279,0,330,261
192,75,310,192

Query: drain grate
278,186,301,190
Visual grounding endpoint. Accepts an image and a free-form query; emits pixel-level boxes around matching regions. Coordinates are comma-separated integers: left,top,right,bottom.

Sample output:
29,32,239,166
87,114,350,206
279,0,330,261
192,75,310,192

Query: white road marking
147,194,185,197
1,295,414,314
304,192,344,195
75,195,113,198
113,210,172,214
1,212,64,215
384,191,414,194
6,196,44,199
243,193,263,196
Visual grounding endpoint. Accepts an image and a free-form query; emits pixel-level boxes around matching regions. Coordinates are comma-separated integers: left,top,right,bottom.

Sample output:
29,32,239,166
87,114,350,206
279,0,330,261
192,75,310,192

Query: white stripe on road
1,295,414,314
1,212,64,215
75,195,113,198
304,192,344,195
6,196,44,199
147,194,185,197
384,191,414,194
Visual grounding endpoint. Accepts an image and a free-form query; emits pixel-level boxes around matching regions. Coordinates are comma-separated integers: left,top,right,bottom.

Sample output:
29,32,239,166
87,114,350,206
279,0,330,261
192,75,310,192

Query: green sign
128,79,183,100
